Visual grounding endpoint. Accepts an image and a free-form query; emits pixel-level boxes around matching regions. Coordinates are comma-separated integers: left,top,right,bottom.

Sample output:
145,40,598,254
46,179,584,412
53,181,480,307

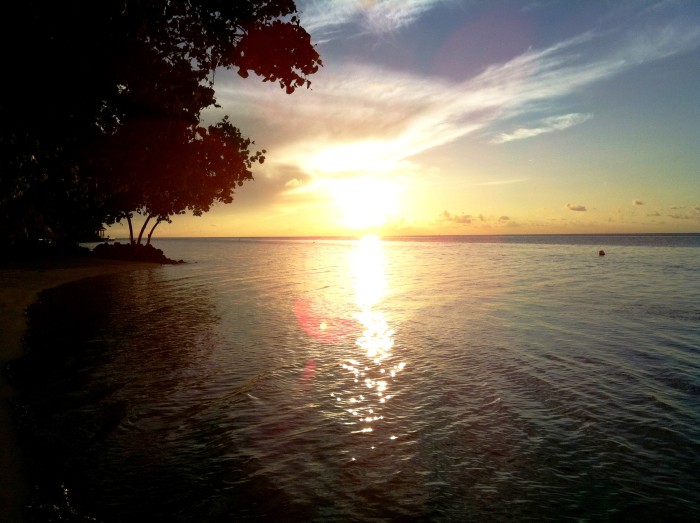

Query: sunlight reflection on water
15,236,700,522
332,236,405,448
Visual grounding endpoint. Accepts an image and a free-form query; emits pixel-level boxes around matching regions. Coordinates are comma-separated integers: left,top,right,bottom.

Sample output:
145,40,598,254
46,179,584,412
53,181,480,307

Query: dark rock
91,242,183,264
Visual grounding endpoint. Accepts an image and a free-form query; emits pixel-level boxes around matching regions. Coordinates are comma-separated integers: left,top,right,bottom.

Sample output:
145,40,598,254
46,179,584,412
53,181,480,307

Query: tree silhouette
1,0,321,248
89,115,265,245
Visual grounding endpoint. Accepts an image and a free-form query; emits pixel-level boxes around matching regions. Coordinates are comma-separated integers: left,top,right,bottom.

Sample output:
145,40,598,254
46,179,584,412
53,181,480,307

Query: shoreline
0,257,161,523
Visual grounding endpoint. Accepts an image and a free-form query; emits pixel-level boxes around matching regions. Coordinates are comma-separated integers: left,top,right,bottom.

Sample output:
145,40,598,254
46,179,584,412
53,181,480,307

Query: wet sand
0,257,161,523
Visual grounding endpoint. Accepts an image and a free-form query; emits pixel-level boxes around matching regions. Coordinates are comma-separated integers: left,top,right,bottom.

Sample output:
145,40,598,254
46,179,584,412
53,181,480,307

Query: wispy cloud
437,211,519,228
211,6,700,191
474,178,529,186
567,204,587,212
298,0,451,37
438,210,472,224
491,113,593,143
669,207,700,220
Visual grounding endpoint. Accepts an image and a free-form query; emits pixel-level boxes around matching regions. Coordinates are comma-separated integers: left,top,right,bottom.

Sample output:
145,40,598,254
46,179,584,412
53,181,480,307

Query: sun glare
305,141,396,174
332,177,401,230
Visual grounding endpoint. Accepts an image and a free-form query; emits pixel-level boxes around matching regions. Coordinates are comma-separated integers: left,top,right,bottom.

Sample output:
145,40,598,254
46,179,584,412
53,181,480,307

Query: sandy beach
0,257,161,523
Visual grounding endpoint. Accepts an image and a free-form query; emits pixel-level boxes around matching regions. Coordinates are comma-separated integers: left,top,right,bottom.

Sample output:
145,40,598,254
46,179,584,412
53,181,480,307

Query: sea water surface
10,235,700,521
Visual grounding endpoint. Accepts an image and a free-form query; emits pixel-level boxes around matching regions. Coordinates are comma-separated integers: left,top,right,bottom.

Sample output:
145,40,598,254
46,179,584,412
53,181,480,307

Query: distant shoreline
115,232,700,238
121,232,700,241
133,233,700,248
0,257,161,523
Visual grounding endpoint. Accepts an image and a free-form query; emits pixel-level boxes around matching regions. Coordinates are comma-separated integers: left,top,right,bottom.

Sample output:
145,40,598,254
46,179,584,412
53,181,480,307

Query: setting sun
331,177,401,230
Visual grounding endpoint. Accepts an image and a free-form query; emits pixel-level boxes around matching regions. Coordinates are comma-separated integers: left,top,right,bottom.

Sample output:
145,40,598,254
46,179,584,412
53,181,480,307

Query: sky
109,0,700,238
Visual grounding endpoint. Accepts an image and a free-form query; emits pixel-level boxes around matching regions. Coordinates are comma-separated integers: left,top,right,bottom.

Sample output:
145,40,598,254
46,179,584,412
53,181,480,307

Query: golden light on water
334,235,405,443
352,235,385,308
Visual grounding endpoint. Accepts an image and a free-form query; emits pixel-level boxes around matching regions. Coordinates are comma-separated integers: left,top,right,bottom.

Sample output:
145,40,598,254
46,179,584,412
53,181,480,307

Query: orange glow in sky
105,1,700,238
331,177,401,230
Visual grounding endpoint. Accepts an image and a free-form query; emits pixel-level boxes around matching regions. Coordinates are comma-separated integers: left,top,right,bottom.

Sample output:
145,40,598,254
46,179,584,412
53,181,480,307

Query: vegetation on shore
1,1,321,254
0,241,182,265
92,243,183,264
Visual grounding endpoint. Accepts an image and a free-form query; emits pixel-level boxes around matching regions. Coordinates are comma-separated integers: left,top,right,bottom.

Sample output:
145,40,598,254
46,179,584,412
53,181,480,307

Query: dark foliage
92,242,184,264
1,0,321,249
0,241,92,265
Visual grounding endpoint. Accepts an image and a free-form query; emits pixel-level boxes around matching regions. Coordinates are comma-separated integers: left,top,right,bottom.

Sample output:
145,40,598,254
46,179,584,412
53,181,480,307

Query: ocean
10,235,700,521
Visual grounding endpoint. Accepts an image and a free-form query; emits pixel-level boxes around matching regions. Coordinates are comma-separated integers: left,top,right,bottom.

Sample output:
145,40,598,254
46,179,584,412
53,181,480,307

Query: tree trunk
137,214,152,245
146,218,162,245
126,214,134,245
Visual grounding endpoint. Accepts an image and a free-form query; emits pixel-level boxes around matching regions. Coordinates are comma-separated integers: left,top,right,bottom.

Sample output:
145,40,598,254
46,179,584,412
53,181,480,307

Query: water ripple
11,237,700,521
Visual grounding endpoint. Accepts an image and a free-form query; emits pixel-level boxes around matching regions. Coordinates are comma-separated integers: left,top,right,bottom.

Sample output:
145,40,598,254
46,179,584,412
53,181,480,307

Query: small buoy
599,250,605,256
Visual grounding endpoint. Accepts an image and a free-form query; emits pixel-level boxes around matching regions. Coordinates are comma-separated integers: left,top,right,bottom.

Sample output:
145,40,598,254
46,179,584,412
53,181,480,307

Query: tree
90,115,265,245
0,0,321,248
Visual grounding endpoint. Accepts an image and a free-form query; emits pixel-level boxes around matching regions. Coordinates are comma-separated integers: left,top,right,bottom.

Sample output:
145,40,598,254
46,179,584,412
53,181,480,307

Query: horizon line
100,231,700,241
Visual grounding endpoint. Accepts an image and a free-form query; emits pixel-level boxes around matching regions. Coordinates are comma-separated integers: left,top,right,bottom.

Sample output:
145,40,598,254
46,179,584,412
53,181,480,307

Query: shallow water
10,235,700,521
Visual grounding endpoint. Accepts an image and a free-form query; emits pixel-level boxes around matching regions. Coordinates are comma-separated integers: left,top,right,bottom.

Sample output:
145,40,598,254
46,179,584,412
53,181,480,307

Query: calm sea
10,235,700,522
